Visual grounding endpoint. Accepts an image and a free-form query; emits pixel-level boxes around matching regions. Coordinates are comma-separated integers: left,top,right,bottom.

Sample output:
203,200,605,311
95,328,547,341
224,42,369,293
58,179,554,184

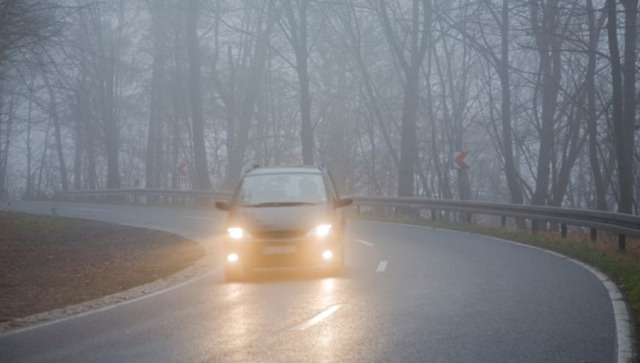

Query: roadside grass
43,198,216,211
352,214,640,347
0,212,205,325
1,212,72,233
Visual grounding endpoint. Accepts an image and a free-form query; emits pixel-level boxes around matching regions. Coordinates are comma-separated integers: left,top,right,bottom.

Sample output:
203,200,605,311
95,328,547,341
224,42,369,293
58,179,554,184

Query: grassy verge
0,212,205,324
353,214,640,348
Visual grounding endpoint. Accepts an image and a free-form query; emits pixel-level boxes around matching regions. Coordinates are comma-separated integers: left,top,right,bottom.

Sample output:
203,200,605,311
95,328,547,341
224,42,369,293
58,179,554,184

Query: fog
0,0,638,214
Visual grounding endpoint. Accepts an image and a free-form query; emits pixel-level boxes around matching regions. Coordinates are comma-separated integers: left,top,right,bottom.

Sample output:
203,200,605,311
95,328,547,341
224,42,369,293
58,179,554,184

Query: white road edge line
359,220,636,363
376,261,388,272
489,237,635,363
289,305,342,331
0,226,221,338
356,239,374,247
68,208,108,213
0,266,222,338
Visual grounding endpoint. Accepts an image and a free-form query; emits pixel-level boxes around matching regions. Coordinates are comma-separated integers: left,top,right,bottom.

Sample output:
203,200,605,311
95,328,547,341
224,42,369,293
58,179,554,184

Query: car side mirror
215,201,230,211
334,197,353,209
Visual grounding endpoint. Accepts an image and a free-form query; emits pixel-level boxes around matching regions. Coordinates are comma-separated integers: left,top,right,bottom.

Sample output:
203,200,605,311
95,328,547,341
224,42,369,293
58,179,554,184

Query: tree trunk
43,74,69,191
619,0,637,214
36,119,52,196
93,16,121,189
530,0,561,207
607,0,629,213
224,13,274,188
73,86,83,190
280,0,314,165
145,0,168,189
84,120,96,190
498,2,523,207
104,113,120,189
25,91,33,198
586,0,607,210
186,0,212,190
298,49,314,165
378,0,432,198
297,0,314,165
171,45,187,189
397,69,420,197
0,84,5,198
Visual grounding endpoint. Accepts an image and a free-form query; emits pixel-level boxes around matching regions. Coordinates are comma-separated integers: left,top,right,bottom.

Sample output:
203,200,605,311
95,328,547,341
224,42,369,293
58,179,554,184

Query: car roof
245,166,323,176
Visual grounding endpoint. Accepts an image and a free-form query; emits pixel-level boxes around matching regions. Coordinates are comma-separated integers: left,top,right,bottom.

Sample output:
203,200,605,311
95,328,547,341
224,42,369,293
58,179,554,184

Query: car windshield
236,172,327,206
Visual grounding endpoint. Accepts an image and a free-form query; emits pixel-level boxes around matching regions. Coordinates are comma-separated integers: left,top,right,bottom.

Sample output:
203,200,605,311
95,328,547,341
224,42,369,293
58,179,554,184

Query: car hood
230,204,331,234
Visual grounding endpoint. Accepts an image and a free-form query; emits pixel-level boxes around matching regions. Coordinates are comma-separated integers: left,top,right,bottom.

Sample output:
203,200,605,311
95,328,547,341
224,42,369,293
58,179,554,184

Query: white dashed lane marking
376,261,388,272
289,305,342,331
68,208,108,213
356,239,374,247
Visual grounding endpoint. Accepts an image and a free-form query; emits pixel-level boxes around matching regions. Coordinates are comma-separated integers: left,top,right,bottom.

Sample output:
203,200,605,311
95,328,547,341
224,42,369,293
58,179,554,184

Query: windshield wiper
243,202,318,207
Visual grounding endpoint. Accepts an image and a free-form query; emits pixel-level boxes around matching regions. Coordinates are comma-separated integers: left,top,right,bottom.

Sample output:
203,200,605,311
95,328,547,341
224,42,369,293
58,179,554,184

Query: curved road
0,201,622,362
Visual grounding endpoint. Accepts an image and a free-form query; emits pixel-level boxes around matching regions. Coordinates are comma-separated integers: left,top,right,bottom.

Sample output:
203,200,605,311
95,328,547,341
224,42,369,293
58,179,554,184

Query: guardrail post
618,234,626,252
561,223,567,239
531,219,538,235
431,210,436,222
501,216,507,227
590,228,597,242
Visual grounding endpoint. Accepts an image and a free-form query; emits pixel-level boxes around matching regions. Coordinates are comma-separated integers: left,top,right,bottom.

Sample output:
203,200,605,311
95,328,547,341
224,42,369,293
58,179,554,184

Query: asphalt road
0,201,620,362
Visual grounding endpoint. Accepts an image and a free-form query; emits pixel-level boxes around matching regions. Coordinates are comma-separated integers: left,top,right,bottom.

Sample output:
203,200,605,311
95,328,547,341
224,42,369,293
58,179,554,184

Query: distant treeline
0,0,637,215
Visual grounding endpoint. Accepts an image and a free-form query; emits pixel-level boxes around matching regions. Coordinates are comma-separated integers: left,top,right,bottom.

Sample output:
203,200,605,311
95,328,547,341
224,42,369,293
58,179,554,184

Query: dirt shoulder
0,212,206,326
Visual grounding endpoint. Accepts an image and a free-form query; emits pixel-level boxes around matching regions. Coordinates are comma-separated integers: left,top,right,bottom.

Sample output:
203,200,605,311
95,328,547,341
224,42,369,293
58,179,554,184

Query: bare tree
219,2,275,189
82,3,122,189
337,1,400,169
528,0,563,206
186,0,212,189
585,0,608,210
378,0,432,198
0,0,61,196
276,0,315,165
42,72,69,191
145,0,169,189
607,0,637,216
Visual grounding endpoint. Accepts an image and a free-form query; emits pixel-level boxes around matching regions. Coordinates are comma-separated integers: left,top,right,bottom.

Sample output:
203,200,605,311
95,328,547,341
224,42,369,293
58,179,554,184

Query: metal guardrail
350,196,640,250
55,189,640,250
55,189,231,205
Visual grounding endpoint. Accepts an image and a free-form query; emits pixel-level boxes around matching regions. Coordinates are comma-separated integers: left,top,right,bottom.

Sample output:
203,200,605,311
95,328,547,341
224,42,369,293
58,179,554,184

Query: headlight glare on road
308,224,332,239
227,253,239,263
227,227,245,240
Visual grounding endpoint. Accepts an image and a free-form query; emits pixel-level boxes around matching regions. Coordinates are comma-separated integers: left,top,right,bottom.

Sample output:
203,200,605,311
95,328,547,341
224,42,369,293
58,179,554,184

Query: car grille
252,230,307,240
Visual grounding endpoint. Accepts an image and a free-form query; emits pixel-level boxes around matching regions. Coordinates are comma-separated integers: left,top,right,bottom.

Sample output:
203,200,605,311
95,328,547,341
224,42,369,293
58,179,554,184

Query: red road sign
454,150,470,170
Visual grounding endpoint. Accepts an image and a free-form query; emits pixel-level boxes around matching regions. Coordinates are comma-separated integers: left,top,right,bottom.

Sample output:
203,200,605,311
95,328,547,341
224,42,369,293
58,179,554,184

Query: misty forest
0,0,639,216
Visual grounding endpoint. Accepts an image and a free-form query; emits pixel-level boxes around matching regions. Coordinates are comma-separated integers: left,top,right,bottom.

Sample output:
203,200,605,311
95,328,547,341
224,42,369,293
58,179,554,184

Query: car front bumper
224,236,341,269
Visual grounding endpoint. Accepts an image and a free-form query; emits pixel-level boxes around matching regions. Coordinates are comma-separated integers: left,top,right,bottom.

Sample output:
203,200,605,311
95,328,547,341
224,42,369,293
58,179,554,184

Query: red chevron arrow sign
454,150,470,170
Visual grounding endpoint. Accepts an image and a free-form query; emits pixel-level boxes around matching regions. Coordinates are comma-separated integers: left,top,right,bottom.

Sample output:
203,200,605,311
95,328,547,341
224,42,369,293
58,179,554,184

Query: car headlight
227,227,248,240
307,224,332,239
